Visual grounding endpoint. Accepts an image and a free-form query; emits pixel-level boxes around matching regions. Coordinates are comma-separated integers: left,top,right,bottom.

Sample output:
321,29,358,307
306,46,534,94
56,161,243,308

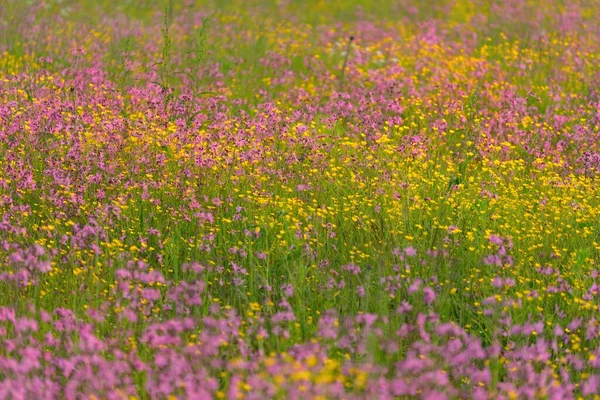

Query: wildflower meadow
1,0,600,398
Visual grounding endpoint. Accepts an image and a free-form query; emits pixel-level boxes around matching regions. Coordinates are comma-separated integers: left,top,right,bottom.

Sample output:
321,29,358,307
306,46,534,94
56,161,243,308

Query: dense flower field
1,0,600,398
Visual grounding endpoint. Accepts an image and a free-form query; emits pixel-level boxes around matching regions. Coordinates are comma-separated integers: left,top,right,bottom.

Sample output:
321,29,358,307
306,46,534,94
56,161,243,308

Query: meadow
1,0,600,398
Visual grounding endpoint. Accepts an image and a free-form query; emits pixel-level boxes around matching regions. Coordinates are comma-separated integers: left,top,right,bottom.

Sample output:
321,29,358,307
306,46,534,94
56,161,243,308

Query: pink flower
423,287,436,305
489,235,504,246
404,246,417,257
